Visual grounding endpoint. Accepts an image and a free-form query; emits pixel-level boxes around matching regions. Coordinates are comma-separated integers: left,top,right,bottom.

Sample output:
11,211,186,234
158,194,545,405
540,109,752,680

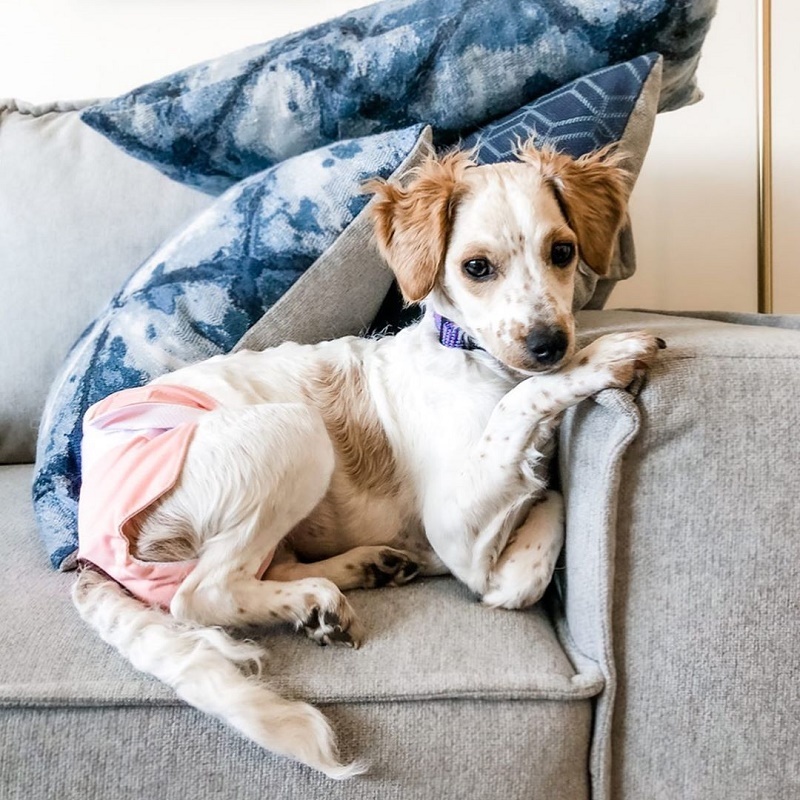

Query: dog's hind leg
136,403,361,643
85,403,368,775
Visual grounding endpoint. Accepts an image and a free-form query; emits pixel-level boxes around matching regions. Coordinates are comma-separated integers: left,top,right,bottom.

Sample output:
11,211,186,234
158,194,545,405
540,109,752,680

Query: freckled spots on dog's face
434,163,579,373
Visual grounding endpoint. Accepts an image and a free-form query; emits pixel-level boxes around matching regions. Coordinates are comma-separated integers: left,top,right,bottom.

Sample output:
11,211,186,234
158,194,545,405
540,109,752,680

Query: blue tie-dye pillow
81,0,716,194
33,124,426,570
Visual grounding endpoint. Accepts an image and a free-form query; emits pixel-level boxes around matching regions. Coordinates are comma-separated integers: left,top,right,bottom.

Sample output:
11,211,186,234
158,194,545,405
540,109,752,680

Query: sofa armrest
558,310,800,800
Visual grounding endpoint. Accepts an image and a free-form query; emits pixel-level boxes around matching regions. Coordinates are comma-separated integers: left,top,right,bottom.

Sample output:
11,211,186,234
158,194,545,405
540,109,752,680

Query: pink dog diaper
77,384,218,608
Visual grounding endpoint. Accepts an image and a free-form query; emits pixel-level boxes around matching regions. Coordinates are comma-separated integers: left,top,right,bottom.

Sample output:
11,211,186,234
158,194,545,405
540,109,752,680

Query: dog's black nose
526,327,568,366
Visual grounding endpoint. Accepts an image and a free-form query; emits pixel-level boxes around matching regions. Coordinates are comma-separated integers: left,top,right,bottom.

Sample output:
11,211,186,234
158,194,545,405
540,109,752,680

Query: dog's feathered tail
72,568,366,779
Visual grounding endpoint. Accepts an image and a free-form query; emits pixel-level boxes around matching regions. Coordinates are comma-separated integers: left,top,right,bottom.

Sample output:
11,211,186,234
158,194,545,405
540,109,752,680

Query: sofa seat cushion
1,464,600,798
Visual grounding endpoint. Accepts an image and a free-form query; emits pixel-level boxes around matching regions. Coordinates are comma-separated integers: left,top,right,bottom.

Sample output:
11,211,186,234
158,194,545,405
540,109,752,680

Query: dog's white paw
481,492,564,610
576,331,665,392
294,579,364,648
481,545,559,610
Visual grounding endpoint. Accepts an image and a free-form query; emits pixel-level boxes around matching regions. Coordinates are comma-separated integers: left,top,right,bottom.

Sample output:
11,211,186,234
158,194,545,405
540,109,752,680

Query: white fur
74,150,662,778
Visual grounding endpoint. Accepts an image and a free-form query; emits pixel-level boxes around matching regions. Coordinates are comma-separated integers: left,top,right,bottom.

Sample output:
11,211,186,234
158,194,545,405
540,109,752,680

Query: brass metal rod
757,0,773,313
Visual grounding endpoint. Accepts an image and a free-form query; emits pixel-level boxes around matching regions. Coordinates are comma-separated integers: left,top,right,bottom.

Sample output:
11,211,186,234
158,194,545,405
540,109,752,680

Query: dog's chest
288,374,506,563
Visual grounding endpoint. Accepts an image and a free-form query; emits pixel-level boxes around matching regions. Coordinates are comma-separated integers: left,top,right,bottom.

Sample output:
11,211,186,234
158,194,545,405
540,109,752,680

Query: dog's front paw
578,331,666,391
296,579,364,648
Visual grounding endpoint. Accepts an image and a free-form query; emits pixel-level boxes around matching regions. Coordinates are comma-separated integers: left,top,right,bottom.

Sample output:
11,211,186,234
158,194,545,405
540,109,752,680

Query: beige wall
3,0,791,313
610,0,759,312
0,1,372,102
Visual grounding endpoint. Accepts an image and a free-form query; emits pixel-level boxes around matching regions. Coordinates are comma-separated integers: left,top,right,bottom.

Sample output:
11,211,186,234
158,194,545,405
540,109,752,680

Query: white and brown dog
73,142,663,777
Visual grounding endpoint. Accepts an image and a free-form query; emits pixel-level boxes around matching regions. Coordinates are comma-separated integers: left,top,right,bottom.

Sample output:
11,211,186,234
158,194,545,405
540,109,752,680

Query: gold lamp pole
757,0,773,313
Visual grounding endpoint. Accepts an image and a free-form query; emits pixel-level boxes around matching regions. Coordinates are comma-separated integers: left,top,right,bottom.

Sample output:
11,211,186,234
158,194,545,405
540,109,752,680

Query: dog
72,140,664,778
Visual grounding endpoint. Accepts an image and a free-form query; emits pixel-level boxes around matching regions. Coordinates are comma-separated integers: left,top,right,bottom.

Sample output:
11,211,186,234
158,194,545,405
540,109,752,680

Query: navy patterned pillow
81,0,716,194
33,125,426,570
463,53,658,162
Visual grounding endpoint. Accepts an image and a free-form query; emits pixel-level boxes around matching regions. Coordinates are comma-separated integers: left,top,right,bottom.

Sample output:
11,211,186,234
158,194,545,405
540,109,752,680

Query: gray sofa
2,100,799,800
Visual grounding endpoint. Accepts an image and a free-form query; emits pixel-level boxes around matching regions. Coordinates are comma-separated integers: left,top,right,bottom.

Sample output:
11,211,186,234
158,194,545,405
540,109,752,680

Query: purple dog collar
433,312,483,351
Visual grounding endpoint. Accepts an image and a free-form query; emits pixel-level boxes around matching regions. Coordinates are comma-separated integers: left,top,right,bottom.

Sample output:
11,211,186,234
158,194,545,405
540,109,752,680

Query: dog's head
366,142,629,373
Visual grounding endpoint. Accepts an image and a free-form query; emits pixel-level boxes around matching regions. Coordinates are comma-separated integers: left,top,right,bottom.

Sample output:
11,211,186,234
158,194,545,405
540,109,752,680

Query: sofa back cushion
0,99,212,465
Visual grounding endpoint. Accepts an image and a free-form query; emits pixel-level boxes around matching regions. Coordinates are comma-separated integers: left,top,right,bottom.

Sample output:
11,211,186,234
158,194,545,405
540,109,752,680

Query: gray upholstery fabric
0,99,212,464
557,379,640,796
0,463,597,798
560,310,800,800
2,701,591,800
628,308,800,330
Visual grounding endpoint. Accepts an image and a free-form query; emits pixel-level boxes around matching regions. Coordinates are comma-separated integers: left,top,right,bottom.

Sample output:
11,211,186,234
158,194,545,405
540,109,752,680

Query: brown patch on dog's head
364,150,474,302
517,142,629,275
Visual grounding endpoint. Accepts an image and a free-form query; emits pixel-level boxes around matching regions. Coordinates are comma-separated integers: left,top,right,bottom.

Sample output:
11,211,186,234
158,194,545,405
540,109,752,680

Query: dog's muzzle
526,326,568,367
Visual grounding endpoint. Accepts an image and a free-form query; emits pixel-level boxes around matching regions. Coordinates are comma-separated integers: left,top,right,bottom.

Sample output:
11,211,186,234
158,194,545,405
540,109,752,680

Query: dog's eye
463,258,494,280
551,242,576,267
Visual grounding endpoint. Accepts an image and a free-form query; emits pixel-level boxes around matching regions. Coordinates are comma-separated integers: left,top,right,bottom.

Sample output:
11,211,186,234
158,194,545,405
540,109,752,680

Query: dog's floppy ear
364,151,472,303
518,142,629,275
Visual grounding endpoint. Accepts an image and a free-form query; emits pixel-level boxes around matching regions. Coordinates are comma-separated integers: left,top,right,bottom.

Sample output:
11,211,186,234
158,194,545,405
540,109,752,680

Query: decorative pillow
33,124,429,571
369,53,663,336
80,0,716,193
